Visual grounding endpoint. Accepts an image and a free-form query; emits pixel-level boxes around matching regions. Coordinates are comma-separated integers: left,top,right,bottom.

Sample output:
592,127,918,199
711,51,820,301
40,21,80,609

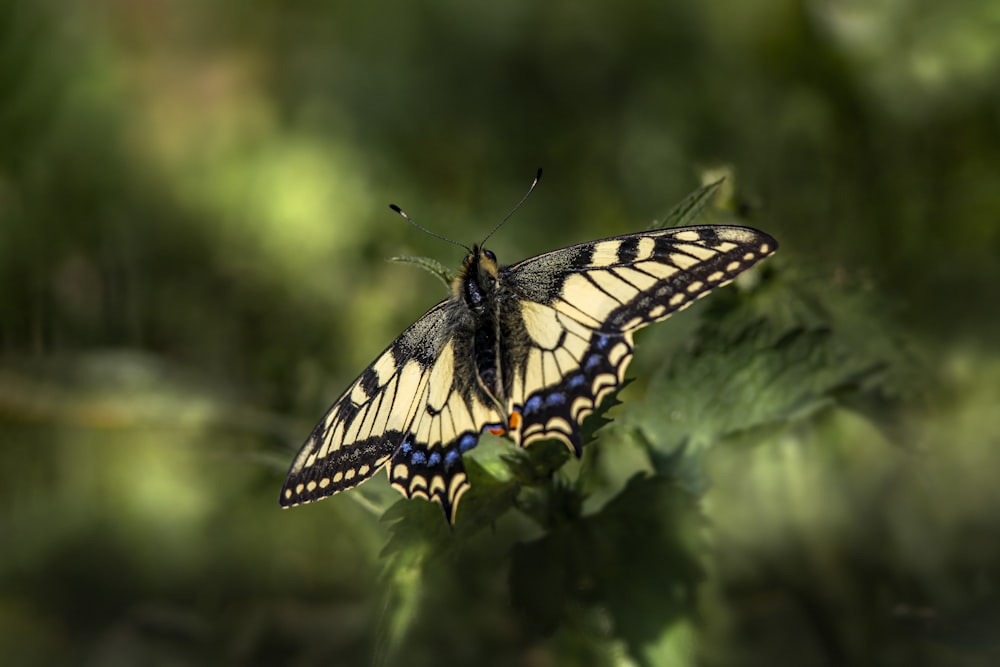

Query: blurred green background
2,1,1000,665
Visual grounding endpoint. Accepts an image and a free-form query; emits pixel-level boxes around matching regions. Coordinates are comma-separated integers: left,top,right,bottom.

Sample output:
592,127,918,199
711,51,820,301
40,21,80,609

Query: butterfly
280,175,777,524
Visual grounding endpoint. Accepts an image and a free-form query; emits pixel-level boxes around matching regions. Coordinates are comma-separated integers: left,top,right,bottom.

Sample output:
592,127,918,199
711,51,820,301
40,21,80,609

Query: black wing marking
503,225,777,454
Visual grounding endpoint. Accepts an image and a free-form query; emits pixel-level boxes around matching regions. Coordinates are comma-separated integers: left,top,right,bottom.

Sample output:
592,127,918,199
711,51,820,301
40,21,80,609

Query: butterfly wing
502,224,777,454
280,300,505,522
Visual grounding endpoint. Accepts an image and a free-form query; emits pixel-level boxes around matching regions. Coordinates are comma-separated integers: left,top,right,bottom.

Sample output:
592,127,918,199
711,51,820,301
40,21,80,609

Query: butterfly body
281,224,776,523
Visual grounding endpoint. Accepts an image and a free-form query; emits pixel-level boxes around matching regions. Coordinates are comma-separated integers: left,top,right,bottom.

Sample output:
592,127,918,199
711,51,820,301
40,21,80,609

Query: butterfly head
454,245,500,317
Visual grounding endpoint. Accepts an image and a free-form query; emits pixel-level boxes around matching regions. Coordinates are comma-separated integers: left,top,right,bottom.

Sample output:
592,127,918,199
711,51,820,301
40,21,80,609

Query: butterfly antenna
389,204,470,252
480,168,543,245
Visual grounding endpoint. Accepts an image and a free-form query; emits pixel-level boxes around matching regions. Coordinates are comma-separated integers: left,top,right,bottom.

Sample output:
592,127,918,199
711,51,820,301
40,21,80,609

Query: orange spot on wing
508,411,521,430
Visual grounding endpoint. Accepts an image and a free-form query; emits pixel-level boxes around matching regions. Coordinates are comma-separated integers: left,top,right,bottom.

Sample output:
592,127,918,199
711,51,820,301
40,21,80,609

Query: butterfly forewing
279,304,447,508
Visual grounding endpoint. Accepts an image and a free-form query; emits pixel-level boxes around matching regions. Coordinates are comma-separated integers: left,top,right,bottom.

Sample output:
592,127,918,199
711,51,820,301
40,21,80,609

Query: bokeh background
2,1,1000,665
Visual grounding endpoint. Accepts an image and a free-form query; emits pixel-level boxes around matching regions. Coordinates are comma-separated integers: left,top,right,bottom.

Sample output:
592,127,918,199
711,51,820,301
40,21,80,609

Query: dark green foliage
510,475,704,655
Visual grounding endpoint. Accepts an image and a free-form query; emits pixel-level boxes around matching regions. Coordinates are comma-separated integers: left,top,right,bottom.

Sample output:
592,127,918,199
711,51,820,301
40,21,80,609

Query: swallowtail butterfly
280,175,777,523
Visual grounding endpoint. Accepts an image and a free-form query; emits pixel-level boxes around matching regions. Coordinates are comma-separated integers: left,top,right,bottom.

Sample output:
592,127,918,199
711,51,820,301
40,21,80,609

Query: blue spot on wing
595,334,611,350
567,374,586,389
410,450,426,465
400,439,413,455
585,353,603,371
525,395,544,415
445,450,461,468
428,451,441,467
459,433,478,452
546,392,566,407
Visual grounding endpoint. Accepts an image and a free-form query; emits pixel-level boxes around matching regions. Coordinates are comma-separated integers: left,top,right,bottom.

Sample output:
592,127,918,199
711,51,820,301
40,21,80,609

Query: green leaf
647,178,723,230
388,255,455,288
622,261,916,494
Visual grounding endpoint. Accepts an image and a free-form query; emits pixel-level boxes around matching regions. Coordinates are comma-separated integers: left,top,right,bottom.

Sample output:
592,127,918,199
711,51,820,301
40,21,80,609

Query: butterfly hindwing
385,336,506,521
503,225,776,453
507,301,632,455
